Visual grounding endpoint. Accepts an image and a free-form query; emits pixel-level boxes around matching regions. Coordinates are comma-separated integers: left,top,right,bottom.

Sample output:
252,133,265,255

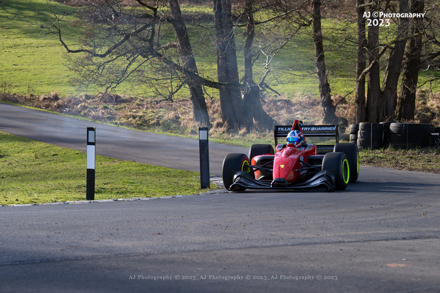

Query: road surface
1,103,440,292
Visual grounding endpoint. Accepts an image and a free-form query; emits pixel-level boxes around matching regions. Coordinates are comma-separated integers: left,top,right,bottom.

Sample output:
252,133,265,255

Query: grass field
2,0,438,100
0,131,213,206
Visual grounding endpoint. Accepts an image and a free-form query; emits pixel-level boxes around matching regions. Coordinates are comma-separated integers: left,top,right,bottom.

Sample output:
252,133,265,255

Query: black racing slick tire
349,124,359,144
389,123,435,135
380,121,394,148
222,153,250,191
357,123,384,149
334,143,359,183
248,144,274,162
322,152,350,190
349,124,359,134
359,122,384,132
389,123,435,149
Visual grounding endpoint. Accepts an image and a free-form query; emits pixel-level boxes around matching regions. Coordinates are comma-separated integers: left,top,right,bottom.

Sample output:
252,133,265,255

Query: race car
222,120,359,192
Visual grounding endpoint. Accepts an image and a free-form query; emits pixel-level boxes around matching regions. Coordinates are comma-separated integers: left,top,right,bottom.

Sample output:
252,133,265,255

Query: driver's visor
287,136,300,143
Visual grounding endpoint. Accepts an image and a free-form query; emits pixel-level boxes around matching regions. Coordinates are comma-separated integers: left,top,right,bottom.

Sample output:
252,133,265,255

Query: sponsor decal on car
302,126,336,132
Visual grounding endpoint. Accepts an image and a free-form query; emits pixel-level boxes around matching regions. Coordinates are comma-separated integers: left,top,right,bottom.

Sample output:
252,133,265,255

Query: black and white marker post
199,127,210,189
86,127,96,200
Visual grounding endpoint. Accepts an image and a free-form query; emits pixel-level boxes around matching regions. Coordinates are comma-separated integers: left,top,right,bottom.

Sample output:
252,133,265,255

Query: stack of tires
356,122,384,150
380,121,393,148
349,124,359,144
388,123,435,149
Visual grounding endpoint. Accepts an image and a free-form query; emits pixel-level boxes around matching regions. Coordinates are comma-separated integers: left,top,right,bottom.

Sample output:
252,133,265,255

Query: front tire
222,153,250,191
322,152,350,190
334,143,359,182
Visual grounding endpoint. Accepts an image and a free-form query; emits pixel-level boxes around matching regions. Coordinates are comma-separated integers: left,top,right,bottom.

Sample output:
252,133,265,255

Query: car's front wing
229,171,336,191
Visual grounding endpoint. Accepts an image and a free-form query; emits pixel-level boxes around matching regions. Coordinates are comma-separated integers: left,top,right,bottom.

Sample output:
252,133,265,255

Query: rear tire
248,144,274,162
334,143,359,183
322,152,349,190
222,153,250,191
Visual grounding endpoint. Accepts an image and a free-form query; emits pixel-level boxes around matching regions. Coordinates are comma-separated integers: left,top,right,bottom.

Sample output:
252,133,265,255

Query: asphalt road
0,103,247,176
1,103,440,292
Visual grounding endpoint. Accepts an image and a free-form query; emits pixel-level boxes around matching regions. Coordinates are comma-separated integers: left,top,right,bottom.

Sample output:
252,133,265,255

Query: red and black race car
222,120,359,192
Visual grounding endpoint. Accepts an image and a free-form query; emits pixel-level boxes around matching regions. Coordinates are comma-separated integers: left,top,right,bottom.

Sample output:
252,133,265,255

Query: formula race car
222,120,359,192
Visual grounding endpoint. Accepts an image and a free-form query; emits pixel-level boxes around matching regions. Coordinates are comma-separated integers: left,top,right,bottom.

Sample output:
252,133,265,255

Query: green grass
359,147,440,174
0,131,214,206
1,0,438,100
0,0,77,95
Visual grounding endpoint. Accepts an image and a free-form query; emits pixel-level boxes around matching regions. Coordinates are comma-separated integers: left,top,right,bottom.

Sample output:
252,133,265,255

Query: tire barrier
349,134,357,143
434,127,440,148
380,121,394,148
349,124,359,134
357,123,384,150
389,123,435,149
349,124,358,144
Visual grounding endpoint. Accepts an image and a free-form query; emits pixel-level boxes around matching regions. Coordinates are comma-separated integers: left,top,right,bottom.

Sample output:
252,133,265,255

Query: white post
87,127,96,200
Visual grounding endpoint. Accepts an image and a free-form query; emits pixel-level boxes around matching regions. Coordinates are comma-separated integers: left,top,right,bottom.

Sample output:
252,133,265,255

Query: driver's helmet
286,130,304,147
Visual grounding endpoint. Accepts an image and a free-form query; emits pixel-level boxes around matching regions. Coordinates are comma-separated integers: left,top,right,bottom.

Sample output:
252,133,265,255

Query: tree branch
155,41,179,51
237,8,298,27
54,19,153,58
418,77,440,88
134,0,158,12
357,35,414,82
334,87,355,107
150,50,243,90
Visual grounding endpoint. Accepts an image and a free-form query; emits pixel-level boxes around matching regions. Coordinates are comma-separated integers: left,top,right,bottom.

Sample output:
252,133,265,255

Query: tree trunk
213,0,247,130
381,0,409,120
312,0,338,124
169,0,210,127
355,0,366,124
242,0,275,131
367,3,381,123
396,0,424,120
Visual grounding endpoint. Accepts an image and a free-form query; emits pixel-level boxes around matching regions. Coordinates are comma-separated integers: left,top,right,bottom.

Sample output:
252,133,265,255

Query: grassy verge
0,131,215,206
359,148,440,174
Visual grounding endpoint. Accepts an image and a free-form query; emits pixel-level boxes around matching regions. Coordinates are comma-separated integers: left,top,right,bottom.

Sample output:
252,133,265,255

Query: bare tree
354,0,415,123
241,0,275,131
396,0,425,120
168,0,210,126
211,0,304,130
381,0,409,120
355,0,367,124
52,0,212,126
213,0,249,130
366,1,381,123
312,0,338,124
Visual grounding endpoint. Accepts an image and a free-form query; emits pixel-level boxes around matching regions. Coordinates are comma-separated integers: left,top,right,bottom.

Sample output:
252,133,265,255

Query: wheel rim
343,158,350,184
242,160,250,173
356,151,359,174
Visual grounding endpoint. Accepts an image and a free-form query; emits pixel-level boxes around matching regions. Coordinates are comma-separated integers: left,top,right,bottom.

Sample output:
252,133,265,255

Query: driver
286,130,306,148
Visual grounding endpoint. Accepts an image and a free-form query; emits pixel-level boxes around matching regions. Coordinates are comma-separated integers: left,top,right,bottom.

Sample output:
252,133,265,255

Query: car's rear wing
274,124,339,154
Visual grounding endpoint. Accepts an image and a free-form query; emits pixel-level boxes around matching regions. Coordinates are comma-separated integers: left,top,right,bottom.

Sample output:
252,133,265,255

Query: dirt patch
54,0,140,6
2,90,439,136
0,92,331,135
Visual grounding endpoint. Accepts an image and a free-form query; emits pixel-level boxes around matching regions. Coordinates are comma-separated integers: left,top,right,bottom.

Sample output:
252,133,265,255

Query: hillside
1,0,439,132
